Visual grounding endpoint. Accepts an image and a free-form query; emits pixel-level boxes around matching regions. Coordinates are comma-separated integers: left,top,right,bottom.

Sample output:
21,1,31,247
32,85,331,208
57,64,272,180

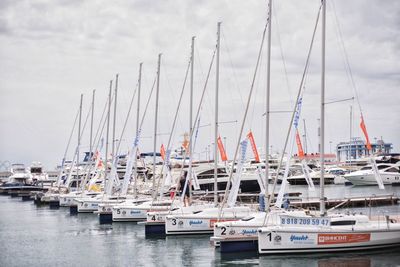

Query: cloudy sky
0,0,399,170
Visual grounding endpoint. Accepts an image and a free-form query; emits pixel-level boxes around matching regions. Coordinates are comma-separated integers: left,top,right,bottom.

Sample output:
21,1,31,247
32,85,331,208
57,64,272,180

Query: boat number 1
267,232,272,242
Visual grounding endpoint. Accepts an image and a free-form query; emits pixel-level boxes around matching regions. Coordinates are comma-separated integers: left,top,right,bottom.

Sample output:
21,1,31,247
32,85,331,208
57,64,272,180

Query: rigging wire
153,55,192,201
115,81,139,155
168,47,218,210
330,0,363,114
56,106,80,183
218,18,270,215
263,2,323,224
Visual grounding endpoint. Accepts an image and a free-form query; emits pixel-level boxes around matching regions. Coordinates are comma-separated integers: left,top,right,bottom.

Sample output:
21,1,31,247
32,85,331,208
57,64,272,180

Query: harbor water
1,185,400,267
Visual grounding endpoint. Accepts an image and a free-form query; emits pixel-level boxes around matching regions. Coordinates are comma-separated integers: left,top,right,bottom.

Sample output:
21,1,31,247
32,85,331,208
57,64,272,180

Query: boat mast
153,53,161,199
189,36,195,200
320,0,326,216
214,22,221,205
265,0,272,209
77,94,83,190
349,105,352,163
104,80,112,190
134,63,142,198
83,89,95,191
112,74,119,166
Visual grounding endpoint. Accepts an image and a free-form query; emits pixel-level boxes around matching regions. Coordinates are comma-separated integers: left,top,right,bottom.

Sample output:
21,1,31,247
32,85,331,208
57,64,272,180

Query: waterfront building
336,137,393,162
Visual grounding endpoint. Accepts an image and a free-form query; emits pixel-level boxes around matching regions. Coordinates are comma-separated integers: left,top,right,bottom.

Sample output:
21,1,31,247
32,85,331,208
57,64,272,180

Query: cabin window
377,165,391,170
360,166,372,170
241,216,255,221
384,167,398,173
331,220,356,226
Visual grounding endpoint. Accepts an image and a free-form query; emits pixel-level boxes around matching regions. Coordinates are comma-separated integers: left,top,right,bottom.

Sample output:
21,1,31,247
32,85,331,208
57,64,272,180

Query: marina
1,185,400,266
0,0,399,266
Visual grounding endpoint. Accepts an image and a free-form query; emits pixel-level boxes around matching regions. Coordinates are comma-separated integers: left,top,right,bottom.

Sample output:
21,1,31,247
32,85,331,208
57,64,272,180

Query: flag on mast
295,129,305,158
217,135,228,162
247,131,260,162
360,115,372,151
160,144,166,161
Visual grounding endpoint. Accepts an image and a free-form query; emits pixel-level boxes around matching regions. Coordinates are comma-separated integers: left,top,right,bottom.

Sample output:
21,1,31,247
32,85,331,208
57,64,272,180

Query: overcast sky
0,0,399,170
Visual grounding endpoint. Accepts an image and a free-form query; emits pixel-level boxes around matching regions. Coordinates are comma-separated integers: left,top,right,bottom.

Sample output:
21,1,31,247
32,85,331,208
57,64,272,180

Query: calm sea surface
1,185,400,267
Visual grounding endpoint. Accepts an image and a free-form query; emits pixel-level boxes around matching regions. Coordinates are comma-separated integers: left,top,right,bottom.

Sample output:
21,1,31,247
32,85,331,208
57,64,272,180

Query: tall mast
112,74,119,164
104,80,112,189
190,37,195,144
134,63,142,197
214,22,221,205
320,0,326,216
153,54,161,199
90,90,95,165
189,36,195,199
349,105,352,162
265,0,272,209
77,94,83,190
84,89,95,191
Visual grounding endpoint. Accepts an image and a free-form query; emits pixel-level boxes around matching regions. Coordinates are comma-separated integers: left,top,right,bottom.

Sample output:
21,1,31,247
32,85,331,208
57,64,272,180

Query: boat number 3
221,227,226,235
172,219,177,225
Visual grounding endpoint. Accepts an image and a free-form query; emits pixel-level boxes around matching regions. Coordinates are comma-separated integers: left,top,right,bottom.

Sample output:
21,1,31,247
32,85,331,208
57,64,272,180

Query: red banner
360,115,372,151
318,233,370,245
295,129,305,158
93,151,103,169
247,131,260,162
217,136,228,162
160,144,166,161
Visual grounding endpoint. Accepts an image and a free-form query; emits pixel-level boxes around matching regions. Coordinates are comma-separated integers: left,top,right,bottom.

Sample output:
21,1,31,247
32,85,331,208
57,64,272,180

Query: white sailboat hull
258,227,400,254
165,207,253,235
112,199,170,222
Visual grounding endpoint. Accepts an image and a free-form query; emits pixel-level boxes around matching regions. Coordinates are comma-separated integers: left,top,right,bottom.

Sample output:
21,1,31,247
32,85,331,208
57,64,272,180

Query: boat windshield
360,166,372,170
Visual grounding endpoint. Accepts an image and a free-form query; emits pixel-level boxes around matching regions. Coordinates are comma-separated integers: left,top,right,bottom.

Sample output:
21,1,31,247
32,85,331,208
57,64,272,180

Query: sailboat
142,36,224,234
111,55,165,222
257,0,400,254
164,22,261,236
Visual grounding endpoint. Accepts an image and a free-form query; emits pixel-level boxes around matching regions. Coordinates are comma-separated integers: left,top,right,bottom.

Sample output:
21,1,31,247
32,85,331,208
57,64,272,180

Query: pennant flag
247,131,260,162
160,144,166,161
295,129,305,158
217,135,228,162
360,115,372,151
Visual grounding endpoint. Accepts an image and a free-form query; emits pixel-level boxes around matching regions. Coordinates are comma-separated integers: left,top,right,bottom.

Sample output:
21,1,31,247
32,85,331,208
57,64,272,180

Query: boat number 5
117,209,121,215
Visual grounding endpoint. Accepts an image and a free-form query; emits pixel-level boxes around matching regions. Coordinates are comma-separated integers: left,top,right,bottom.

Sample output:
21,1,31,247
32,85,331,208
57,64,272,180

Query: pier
290,194,399,209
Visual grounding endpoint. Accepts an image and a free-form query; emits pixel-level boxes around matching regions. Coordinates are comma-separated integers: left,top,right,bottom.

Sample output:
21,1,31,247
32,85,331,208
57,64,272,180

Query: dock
290,194,399,209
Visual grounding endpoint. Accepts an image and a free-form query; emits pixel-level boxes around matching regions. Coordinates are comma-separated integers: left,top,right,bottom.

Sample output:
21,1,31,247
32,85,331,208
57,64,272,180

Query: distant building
336,137,393,162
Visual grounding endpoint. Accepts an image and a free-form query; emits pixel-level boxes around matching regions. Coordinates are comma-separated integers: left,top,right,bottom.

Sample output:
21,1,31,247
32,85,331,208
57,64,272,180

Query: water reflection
1,187,400,267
